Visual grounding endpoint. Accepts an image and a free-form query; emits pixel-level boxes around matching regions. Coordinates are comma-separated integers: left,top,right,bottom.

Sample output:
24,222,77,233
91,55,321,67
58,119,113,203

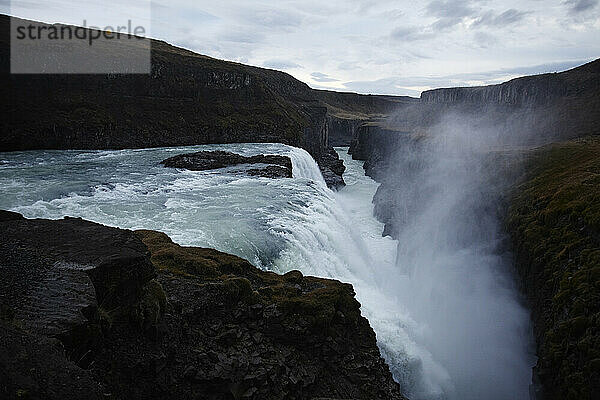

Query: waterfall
0,142,534,400
278,148,454,399
370,118,536,399
286,147,327,186
282,146,534,400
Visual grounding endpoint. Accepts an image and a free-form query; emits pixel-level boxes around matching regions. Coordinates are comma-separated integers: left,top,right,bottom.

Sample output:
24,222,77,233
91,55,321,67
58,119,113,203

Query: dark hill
0,14,401,188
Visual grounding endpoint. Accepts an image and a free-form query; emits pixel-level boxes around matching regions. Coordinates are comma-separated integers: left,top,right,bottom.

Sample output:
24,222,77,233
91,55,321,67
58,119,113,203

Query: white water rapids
0,143,533,399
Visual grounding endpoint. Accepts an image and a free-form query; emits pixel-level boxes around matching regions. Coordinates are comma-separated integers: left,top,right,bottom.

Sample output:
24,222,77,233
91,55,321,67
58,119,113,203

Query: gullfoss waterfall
0,143,533,399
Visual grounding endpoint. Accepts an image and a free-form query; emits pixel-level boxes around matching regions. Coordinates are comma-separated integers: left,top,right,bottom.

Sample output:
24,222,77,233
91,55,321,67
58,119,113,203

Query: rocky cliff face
421,76,568,105
0,211,406,400
421,59,599,105
418,59,600,144
327,116,362,147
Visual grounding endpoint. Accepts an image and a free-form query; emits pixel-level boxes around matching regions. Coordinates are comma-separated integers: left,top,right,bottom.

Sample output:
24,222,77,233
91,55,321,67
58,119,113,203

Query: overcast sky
4,0,600,96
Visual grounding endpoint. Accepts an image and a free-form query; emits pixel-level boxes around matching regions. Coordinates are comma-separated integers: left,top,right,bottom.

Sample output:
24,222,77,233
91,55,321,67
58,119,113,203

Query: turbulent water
0,143,533,400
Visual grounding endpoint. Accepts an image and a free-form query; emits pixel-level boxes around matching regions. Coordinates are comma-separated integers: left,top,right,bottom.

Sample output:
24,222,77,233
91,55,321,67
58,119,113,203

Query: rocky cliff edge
0,211,406,400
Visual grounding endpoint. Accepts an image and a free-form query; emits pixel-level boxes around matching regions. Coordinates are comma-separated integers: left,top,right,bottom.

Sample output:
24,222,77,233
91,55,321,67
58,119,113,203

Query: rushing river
0,144,533,400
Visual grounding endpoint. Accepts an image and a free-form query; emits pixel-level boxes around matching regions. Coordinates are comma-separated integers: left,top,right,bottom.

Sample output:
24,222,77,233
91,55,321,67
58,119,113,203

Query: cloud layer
6,0,600,96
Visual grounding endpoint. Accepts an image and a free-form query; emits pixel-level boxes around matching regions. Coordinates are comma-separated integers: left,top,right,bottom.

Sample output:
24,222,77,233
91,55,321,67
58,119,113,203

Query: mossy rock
135,230,363,334
507,136,600,400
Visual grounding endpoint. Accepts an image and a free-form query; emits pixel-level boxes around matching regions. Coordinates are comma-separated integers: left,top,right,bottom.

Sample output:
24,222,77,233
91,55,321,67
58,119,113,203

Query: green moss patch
135,229,363,335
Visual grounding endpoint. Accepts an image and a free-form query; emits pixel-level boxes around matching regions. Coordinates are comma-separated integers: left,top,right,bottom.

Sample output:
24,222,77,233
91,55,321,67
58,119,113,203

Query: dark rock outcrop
161,151,293,178
247,165,292,179
327,116,362,147
318,148,347,190
0,321,105,400
0,212,163,365
0,211,406,400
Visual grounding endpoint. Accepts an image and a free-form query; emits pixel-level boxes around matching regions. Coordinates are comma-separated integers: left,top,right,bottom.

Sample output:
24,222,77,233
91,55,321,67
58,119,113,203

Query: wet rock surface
161,150,293,179
318,148,346,190
0,211,406,400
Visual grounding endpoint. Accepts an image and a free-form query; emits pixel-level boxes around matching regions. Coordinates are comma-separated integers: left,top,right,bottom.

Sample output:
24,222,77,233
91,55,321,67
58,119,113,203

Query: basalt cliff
347,58,600,162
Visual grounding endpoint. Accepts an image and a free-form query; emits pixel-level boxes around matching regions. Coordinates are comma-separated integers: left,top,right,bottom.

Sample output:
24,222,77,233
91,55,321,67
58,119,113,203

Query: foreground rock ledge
0,211,405,400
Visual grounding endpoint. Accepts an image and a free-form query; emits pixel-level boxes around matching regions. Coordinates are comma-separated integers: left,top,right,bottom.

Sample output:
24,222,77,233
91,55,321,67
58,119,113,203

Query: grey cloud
473,9,530,27
407,50,434,60
431,17,463,31
254,10,302,29
425,2,530,33
431,59,592,84
390,26,435,41
233,5,305,32
426,0,477,19
342,77,423,97
337,61,359,71
218,31,265,44
3,0,49,11
472,59,593,78
564,0,599,13
151,3,219,27
262,59,302,69
380,8,406,21
311,72,339,82
425,0,479,32
473,31,498,48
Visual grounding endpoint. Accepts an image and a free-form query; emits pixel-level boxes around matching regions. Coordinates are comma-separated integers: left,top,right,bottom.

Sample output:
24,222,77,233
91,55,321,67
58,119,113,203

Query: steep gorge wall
0,15,403,174
350,59,600,170
507,138,600,400
0,17,343,186
418,59,600,144
327,115,361,147
421,59,599,105
421,75,568,105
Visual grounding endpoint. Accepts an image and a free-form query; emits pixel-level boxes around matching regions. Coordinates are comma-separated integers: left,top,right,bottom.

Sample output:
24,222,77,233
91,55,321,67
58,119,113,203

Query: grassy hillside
507,137,600,400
